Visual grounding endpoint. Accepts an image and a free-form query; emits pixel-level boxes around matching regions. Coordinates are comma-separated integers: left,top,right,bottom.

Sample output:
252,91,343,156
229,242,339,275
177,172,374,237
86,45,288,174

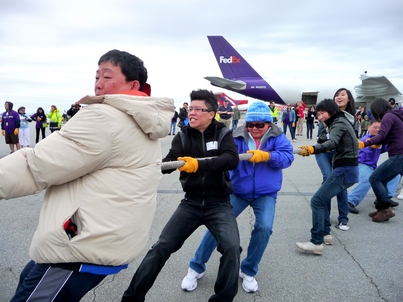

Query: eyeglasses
246,122,266,129
188,107,211,113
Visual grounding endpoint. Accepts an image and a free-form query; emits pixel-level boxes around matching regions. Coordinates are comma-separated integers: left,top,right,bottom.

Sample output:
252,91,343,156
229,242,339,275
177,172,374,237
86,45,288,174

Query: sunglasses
246,122,266,129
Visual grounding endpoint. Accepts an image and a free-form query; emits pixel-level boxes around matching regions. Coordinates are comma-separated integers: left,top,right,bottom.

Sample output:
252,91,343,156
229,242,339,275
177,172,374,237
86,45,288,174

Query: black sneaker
348,202,359,214
389,198,399,207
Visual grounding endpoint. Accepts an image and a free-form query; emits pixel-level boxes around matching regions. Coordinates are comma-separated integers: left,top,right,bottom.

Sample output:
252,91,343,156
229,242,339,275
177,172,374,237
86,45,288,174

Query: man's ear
129,80,141,91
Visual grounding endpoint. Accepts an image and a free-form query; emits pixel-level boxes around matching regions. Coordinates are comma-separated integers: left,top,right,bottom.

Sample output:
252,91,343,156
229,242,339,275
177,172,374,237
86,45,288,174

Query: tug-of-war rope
160,149,301,171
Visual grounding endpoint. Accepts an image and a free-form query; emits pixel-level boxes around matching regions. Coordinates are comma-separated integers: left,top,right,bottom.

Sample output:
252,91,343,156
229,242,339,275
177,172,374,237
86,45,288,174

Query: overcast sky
1,0,402,113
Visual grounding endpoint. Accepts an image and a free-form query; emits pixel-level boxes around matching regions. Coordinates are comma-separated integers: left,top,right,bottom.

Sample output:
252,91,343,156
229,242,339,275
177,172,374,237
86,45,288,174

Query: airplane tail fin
207,36,262,79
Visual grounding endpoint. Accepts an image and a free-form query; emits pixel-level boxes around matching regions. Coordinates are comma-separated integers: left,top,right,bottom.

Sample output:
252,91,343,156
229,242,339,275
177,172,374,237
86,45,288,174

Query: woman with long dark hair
360,98,403,222
30,107,47,143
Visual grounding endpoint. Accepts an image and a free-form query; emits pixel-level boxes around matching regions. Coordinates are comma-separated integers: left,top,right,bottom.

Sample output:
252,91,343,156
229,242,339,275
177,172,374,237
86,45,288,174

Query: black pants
35,127,46,143
121,200,240,302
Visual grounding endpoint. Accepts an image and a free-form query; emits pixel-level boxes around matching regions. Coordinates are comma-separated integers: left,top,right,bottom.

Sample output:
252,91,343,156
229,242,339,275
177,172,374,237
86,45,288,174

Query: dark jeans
283,123,295,139
314,152,349,228
35,127,46,143
311,173,355,244
306,123,314,139
370,155,403,203
121,200,240,302
11,260,105,302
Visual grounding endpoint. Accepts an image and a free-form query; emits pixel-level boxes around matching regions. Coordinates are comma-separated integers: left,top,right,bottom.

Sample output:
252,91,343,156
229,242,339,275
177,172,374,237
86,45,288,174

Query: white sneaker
181,268,204,292
295,242,323,255
398,189,403,200
239,270,258,293
323,234,333,245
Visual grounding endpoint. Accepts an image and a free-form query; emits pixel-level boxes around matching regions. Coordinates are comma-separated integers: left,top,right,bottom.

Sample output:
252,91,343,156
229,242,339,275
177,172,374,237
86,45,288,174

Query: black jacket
314,111,358,168
163,120,239,204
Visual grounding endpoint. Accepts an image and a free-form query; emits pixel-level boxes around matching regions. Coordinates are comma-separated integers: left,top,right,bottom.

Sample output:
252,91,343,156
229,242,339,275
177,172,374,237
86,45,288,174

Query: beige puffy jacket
0,93,174,266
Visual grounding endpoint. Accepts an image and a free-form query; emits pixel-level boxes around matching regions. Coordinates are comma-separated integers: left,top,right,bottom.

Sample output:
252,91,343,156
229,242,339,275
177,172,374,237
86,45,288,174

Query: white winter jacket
0,92,174,266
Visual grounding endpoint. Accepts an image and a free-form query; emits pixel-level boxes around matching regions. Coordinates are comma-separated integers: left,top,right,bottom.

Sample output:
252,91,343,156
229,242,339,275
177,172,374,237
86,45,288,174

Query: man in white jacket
4,49,174,301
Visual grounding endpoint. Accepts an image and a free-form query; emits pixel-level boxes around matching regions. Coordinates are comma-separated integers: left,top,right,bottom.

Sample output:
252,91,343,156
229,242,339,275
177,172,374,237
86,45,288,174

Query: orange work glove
292,122,295,127
14,128,19,135
247,150,270,163
178,157,199,173
298,146,314,157
1,130,4,136
37,117,42,121
357,141,365,149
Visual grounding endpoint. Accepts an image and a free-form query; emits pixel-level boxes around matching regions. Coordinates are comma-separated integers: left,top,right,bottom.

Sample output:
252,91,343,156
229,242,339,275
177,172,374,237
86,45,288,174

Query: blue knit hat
245,101,273,123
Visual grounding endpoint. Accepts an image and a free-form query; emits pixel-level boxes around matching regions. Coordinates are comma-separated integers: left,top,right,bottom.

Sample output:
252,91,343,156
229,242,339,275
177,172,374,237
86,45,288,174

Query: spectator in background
178,102,188,131
67,103,82,119
1,101,20,153
31,107,47,143
295,101,306,136
218,99,234,129
17,106,31,148
305,105,316,140
360,115,369,138
47,105,63,133
281,104,296,142
269,101,279,124
169,107,179,135
388,98,400,110
232,104,241,130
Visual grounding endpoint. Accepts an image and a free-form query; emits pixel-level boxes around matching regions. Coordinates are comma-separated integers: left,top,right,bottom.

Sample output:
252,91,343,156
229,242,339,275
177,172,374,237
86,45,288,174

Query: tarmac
1,122,402,302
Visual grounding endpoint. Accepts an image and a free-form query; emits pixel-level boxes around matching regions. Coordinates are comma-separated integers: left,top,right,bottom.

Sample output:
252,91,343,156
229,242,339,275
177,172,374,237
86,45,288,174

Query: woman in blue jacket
181,101,294,294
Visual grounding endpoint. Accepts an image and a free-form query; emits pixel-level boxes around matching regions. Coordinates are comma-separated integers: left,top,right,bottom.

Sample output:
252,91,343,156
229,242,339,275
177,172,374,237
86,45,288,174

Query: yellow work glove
357,141,365,149
247,150,270,163
1,130,4,136
37,117,42,121
292,122,295,127
298,146,314,157
14,128,19,135
178,157,199,173
365,138,381,149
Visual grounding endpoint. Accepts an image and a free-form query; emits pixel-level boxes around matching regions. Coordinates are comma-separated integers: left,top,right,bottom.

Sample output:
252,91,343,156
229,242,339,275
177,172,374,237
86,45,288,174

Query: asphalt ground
1,122,402,302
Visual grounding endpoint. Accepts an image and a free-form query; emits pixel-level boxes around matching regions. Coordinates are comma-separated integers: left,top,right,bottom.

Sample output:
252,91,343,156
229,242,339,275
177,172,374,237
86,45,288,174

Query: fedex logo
219,56,241,64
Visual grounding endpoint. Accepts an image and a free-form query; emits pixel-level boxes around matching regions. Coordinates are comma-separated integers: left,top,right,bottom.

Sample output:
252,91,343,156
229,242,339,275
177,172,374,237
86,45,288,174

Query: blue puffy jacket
231,124,294,199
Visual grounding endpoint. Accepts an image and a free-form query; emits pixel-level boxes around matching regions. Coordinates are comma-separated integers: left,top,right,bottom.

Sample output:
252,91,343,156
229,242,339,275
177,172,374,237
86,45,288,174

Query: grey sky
1,0,402,113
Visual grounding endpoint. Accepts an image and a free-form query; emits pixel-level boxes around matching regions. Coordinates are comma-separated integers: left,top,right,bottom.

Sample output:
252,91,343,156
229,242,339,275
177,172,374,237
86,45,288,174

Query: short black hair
333,88,355,115
370,98,392,121
98,49,148,90
316,98,340,116
189,89,218,113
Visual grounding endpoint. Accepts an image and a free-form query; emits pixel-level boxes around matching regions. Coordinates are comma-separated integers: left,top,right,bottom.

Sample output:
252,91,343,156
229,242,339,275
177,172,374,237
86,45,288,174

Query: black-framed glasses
246,122,266,129
188,107,211,113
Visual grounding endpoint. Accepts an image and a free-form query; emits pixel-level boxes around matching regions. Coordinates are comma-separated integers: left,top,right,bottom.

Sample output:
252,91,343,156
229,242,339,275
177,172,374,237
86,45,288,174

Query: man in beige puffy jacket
4,49,174,302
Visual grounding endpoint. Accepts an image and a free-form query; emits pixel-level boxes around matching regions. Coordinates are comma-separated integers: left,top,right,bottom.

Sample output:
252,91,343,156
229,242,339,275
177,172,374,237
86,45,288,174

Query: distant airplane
354,74,402,104
205,36,403,108
205,36,286,105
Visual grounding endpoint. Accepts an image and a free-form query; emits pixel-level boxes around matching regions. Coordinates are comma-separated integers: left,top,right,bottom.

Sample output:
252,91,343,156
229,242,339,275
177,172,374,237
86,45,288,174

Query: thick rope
161,149,301,170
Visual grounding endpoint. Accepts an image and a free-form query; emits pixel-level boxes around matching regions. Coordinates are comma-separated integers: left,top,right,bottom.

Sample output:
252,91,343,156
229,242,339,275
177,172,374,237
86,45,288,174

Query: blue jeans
348,163,401,206
314,152,349,225
170,121,177,134
189,194,276,277
11,260,105,302
369,155,403,204
122,200,240,302
311,172,356,244
283,123,295,140
232,119,239,131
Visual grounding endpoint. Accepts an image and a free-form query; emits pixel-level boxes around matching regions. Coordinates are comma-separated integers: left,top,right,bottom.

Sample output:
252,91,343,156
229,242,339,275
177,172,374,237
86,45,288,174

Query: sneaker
398,189,403,200
335,222,349,231
181,268,204,292
239,270,258,293
292,139,297,142
348,202,359,214
372,208,395,223
323,234,332,245
295,242,323,255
